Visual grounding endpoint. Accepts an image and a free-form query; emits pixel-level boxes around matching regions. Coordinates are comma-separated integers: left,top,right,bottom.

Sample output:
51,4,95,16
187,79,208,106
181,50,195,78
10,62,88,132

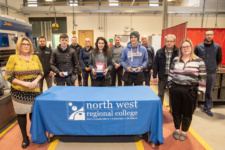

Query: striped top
167,57,206,93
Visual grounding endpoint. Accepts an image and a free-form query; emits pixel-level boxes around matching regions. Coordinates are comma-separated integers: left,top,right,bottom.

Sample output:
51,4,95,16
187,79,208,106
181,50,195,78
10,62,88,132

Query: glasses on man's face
166,41,175,43
21,43,31,47
181,45,191,49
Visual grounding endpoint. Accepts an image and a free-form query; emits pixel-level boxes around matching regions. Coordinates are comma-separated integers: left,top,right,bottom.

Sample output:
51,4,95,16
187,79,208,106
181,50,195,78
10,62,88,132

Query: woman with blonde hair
5,36,43,148
167,39,206,141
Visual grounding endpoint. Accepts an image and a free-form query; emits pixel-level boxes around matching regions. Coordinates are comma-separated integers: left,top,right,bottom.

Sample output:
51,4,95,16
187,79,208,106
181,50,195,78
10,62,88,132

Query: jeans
82,70,91,86
204,74,216,111
158,75,168,105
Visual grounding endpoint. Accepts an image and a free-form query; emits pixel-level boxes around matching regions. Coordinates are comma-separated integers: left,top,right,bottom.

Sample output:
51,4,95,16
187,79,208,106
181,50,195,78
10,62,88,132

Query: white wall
168,14,225,28
180,0,201,7
0,0,29,23
1,0,225,49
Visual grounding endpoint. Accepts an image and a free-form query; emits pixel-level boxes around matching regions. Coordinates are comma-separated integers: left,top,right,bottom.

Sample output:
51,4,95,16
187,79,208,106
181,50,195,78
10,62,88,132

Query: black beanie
130,31,140,41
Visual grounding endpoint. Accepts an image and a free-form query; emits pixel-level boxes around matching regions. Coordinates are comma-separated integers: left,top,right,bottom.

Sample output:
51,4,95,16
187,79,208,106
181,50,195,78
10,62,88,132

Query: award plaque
96,62,106,73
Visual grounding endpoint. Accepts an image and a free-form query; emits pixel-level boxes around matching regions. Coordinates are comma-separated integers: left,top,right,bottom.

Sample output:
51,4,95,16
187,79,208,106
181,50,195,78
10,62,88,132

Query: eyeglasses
181,45,191,49
166,41,175,43
21,44,31,47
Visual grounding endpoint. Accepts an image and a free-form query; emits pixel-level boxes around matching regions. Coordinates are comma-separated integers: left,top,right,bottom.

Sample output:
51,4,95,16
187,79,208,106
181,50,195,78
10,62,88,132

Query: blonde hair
165,34,176,42
178,38,198,62
16,37,34,55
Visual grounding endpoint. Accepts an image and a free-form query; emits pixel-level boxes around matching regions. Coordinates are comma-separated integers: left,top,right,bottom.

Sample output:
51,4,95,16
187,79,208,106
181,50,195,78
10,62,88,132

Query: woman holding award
89,37,112,86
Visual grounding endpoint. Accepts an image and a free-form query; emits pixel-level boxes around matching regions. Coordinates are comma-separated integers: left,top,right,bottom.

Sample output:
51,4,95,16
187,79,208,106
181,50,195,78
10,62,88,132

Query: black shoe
202,108,213,117
22,138,30,149
204,110,213,117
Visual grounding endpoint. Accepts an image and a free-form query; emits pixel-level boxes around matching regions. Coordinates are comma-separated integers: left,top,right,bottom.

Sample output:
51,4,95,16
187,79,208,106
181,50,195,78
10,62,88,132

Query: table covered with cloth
30,86,164,144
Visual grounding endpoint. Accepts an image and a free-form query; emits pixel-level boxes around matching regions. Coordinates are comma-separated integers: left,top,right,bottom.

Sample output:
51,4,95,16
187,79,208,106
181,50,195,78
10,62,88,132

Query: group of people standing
47,32,155,87
4,29,222,148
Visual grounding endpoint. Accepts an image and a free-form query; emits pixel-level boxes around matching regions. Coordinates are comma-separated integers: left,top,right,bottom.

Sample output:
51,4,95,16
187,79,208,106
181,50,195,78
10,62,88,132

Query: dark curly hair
93,37,111,59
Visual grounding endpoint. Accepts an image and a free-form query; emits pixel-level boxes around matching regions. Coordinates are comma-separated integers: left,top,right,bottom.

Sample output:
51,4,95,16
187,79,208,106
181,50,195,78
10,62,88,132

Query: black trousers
55,76,75,86
143,71,151,86
111,66,123,86
91,77,111,86
169,83,197,132
82,70,91,86
122,72,144,86
39,74,52,93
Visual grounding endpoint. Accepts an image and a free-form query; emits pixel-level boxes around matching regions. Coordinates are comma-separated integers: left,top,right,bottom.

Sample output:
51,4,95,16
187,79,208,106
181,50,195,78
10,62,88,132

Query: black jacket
153,45,178,80
70,44,82,61
143,45,155,71
50,44,78,76
89,51,113,79
80,46,94,69
194,40,222,74
34,46,52,75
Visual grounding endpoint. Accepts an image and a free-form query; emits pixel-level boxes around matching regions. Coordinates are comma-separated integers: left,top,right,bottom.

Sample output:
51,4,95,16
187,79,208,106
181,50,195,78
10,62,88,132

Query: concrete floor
150,85,225,150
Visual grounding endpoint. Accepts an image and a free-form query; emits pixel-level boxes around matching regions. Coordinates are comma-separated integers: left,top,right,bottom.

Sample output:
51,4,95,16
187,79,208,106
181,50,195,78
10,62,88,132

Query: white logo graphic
97,65,103,70
68,102,85,120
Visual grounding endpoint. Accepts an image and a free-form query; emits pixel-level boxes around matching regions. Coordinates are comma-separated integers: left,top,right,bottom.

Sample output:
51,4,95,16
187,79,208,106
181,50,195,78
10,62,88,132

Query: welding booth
0,15,33,131
161,22,225,102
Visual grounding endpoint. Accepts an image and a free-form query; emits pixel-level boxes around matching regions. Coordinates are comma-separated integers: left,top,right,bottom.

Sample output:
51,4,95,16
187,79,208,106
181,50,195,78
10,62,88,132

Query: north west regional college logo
67,102,85,120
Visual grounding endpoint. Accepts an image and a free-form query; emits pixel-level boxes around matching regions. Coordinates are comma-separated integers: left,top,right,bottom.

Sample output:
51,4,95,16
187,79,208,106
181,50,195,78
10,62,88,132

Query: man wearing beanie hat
120,31,148,85
130,31,140,41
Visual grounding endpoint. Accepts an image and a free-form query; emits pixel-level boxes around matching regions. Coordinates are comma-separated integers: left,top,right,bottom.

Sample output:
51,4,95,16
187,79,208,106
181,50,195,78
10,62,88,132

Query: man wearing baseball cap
120,31,148,85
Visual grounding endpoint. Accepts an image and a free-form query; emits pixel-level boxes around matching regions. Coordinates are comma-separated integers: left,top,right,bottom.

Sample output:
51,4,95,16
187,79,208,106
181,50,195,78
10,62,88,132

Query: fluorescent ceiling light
109,0,119,6
70,0,78,6
149,0,159,6
149,4,159,6
28,4,37,7
28,0,37,7
45,0,53,1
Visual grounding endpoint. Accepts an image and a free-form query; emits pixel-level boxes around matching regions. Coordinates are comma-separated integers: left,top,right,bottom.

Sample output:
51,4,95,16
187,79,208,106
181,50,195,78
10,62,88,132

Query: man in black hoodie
34,36,54,93
70,36,82,86
194,29,222,117
50,33,78,86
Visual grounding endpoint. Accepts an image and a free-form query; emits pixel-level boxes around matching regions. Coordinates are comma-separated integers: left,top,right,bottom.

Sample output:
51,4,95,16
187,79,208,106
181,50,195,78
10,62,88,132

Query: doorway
78,30,94,48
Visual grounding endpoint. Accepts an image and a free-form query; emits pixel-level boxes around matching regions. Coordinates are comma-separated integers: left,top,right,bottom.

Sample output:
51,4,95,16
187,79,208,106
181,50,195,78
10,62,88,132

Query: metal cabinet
0,91,16,131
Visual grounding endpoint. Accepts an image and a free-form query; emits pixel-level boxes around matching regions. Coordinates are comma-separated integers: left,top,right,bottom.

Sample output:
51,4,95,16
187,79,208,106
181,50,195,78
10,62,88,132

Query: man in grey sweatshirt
110,36,124,86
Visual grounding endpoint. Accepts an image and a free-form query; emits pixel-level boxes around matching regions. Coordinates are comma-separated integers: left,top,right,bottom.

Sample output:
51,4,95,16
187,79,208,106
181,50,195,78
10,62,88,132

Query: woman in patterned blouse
5,37,43,148
167,39,206,141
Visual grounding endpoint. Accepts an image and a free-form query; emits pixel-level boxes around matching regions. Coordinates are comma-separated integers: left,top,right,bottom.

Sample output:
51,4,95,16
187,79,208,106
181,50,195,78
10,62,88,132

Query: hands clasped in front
24,80,38,89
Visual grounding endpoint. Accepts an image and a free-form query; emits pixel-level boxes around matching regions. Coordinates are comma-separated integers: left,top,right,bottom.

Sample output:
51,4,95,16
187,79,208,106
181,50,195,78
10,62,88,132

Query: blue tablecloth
30,86,164,144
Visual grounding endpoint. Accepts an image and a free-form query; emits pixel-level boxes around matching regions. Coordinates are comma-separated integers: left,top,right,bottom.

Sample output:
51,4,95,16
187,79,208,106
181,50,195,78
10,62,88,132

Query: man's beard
205,38,212,43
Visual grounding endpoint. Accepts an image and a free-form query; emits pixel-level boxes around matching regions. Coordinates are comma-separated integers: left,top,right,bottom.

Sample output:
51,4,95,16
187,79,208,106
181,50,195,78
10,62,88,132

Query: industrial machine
0,15,33,132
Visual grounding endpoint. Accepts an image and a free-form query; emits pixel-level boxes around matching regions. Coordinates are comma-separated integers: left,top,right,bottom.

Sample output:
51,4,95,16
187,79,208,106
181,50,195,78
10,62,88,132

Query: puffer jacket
50,44,78,76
